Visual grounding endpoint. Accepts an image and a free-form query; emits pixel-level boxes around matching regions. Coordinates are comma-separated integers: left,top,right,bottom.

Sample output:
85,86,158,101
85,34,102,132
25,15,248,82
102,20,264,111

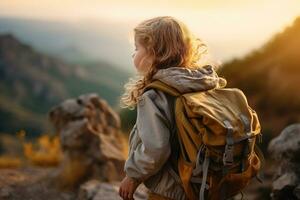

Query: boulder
268,123,300,199
48,93,126,188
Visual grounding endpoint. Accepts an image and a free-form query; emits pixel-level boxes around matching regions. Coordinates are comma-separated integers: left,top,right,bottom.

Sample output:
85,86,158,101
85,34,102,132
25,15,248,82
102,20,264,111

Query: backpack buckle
223,144,234,166
223,120,234,166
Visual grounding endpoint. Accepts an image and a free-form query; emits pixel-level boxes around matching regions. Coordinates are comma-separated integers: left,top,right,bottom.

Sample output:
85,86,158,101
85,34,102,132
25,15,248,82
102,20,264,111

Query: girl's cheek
133,56,140,69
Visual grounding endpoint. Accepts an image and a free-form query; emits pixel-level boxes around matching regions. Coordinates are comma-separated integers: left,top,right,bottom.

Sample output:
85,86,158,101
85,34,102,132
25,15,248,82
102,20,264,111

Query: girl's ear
145,55,154,69
140,56,153,75
145,55,153,63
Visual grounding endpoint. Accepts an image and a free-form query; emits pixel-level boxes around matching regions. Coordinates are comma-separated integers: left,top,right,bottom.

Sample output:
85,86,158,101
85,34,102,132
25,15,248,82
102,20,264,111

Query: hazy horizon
1,0,300,71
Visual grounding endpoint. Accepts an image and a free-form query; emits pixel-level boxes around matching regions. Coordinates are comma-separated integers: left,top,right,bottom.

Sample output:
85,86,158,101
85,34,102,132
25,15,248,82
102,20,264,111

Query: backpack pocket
209,151,261,199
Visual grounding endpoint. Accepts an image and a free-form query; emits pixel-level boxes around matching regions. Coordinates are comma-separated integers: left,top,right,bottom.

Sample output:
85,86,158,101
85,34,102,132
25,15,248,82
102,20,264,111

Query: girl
118,16,226,200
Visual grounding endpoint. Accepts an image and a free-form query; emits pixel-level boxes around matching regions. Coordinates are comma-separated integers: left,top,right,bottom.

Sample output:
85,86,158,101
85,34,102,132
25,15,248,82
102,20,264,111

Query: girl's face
132,38,152,75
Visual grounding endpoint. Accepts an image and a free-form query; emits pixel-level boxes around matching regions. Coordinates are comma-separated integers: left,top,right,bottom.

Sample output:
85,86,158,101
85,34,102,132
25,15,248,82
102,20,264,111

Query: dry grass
0,156,22,168
0,131,63,168
1,129,128,174
23,135,62,167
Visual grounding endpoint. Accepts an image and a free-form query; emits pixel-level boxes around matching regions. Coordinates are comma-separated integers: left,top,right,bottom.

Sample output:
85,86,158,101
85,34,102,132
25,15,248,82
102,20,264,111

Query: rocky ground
0,167,149,200
2,95,297,200
0,167,76,200
0,165,273,200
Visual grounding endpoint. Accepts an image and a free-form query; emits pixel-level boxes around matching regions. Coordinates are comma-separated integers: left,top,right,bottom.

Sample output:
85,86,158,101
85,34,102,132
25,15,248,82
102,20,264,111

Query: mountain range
0,33,131,136
0,17,134,72
0,16,299,140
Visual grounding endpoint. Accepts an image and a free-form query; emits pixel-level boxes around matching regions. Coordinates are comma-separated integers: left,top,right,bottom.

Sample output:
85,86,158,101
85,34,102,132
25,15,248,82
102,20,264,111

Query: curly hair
120,16,219,110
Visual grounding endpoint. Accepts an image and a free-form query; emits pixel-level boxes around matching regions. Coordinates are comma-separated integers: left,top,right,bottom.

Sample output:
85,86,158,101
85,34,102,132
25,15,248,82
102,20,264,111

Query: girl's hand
119,175,141,200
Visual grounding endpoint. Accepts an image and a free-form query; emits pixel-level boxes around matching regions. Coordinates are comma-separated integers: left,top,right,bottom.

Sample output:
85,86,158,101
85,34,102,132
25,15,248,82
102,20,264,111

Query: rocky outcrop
48,93,126,188
268,123,300,199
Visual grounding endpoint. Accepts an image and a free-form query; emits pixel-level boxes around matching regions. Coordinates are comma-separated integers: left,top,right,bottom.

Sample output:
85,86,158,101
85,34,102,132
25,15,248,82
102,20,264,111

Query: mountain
0,34,131,136
219,17,300,140
0,17,135,72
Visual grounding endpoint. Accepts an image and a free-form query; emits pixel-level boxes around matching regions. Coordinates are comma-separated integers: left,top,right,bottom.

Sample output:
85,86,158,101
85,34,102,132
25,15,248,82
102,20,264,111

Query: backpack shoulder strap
143,80,181,97
144,80,200,199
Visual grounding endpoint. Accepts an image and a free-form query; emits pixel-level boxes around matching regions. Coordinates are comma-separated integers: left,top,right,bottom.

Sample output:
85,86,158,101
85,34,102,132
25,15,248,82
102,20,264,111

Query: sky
1,0,300,64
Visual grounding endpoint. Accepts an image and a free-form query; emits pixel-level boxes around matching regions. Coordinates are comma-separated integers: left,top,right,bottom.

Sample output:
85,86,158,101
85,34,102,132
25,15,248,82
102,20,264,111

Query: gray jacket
124,65,227,200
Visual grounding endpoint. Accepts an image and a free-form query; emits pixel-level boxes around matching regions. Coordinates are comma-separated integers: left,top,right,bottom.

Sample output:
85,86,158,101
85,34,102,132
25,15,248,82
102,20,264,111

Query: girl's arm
124,89,173,182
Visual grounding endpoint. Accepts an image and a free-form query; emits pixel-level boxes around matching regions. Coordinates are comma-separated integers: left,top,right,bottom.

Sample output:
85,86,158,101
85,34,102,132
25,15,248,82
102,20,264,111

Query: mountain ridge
219,16,300,139
0,33,130,135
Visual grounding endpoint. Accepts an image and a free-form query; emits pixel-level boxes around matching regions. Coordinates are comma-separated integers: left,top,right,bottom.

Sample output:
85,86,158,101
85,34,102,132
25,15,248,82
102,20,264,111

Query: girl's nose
131,53,135,58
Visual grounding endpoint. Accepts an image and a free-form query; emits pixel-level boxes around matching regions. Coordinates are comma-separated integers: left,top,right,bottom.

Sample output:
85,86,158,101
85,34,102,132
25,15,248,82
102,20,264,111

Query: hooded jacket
124,65,227,200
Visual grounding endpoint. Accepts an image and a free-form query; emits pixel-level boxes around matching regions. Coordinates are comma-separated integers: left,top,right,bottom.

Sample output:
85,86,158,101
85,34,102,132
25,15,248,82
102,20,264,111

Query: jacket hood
152,65,227,93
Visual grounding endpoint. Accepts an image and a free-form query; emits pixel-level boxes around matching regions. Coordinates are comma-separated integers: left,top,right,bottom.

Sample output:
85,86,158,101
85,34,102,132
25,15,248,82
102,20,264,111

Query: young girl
118,16,225,200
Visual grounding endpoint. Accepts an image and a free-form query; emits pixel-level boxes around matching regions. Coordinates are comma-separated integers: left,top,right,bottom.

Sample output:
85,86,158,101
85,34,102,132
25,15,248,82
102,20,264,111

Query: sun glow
1,0,299,62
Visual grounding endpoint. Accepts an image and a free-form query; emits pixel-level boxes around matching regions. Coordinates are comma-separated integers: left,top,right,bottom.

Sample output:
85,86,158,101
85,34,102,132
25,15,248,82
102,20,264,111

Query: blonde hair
120,16,219,110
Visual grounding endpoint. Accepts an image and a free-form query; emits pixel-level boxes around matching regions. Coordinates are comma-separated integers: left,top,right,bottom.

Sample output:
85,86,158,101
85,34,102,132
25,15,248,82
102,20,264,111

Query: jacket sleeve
124,89,173,182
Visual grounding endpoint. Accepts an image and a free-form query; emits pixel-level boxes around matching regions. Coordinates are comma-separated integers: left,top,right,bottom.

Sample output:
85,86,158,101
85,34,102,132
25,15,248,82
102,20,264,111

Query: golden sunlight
1,0,299,62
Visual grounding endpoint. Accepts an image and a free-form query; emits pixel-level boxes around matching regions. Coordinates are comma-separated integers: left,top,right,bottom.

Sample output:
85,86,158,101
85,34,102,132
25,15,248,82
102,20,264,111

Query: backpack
144,79,264,200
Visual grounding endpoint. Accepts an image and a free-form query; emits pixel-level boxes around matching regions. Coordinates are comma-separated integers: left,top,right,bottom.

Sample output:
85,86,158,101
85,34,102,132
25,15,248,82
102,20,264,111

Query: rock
48,93,126,188
294,185,300,199
78,180,149,200
268,124,300,160
78,180,102,200
272,172,298,191
268,123,300,199
0,186,13,198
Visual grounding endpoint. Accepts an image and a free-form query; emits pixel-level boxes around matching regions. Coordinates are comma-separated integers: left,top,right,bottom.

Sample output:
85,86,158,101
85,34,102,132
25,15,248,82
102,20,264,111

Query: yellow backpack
144,80,264,200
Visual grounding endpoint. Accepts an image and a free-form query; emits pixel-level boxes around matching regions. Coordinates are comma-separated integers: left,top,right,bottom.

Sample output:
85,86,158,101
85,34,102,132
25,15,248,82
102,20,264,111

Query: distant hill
0,17,134,72
0,34,131,136
219,16,300,138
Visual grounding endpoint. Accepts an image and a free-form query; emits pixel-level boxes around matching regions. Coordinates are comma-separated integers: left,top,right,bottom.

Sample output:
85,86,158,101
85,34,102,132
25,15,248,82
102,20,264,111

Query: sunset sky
1,0,300,64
